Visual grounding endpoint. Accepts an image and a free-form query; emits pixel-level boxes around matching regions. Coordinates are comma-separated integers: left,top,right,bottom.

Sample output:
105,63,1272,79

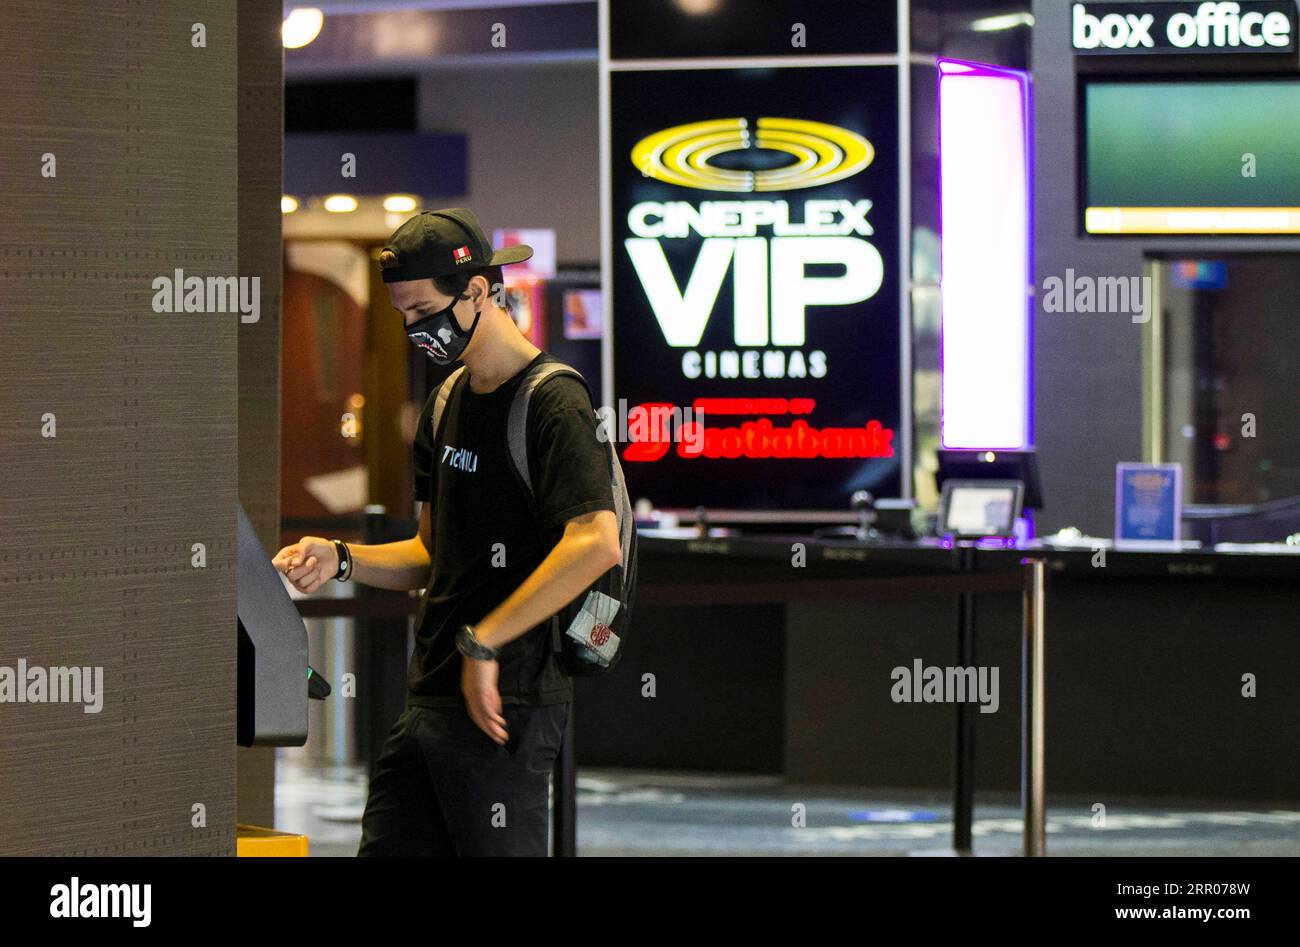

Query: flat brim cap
379,207,533,282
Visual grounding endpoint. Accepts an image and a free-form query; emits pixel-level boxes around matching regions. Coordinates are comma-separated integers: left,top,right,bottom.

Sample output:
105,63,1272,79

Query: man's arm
272,502,433,593
347,500,434,589
460,508,620,746
461,375,620,745
474,508,621,652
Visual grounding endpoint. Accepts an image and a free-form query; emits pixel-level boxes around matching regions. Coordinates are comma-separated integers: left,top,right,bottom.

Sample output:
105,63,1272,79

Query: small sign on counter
1115,462,1182,548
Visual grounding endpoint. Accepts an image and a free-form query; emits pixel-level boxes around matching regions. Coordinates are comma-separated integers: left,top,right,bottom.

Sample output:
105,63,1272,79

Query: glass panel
1154,256,1300,504
911,225,942,507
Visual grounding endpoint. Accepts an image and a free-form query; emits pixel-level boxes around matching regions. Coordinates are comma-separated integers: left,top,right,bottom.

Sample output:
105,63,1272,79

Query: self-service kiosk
236,504,328,747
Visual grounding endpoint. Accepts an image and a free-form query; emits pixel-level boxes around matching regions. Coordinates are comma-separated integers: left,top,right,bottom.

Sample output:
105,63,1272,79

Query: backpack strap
423,366,467,510
505,361,592,502
607,435,634,573
430,365,468,445
506,360,634,574
506,360,598,657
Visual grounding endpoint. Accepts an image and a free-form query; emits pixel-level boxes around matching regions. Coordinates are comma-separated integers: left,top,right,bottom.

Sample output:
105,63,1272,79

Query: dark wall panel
627,575,1297,800
0,1,246,855
574,605,785,773
236,0,285,830
787,596,959,789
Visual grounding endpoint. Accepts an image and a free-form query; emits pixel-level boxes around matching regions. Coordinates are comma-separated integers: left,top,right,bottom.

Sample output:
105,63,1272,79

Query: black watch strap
332,539,352,582
456,624,499,661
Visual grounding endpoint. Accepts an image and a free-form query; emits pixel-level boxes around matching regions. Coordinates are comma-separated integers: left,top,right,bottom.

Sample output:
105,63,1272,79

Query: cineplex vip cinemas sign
1072,1,1298,53
609,67,901,510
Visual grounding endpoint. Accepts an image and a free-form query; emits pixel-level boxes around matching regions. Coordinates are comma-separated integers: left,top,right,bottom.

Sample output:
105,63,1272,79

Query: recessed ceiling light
382,195,419,213
323,194,358,213
282,8,324,49
971,13,1035,33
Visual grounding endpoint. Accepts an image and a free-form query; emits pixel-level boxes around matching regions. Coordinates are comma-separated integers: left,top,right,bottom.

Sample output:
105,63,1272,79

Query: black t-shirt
407,352,615,708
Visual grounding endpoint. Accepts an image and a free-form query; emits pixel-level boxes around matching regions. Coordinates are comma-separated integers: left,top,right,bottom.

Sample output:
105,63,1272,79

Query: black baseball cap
378,207,533,283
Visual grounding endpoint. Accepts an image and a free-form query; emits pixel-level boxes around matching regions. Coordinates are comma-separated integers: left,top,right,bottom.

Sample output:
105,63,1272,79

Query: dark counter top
637,530,1300,580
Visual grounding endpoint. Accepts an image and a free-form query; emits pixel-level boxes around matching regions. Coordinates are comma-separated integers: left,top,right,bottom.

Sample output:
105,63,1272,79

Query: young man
273,208,619,856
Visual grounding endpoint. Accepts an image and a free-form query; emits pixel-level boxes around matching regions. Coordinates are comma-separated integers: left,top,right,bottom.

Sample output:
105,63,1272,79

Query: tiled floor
274,757,1300,857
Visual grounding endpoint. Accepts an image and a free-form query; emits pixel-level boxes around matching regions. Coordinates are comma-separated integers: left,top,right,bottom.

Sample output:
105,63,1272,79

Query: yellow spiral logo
631,117,874,192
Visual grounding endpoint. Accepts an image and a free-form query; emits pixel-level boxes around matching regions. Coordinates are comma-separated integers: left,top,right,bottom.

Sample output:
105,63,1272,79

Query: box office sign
609,67,902,511
1072,2,1298,53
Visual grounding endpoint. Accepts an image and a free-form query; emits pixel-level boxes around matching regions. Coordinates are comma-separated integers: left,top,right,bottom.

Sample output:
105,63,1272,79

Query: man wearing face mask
272,208,620,856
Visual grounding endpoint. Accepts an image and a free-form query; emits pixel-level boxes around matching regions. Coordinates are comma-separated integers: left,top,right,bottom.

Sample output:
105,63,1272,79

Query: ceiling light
323,194,358,213
283,8,324,49
382,194,419,213
970,13,1035,32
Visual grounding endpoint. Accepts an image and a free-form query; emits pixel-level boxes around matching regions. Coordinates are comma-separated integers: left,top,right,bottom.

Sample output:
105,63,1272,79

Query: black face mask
405,293,481,365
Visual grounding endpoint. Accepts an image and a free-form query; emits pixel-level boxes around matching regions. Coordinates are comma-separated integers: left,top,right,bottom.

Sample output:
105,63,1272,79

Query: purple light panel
938,59,1032,450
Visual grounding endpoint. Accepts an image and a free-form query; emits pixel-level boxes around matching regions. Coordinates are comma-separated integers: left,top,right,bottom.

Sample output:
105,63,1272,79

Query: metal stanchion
953,590,976,854
1021,558,1047,857
355,507,378,773
552,699,577,857
357,505,410,776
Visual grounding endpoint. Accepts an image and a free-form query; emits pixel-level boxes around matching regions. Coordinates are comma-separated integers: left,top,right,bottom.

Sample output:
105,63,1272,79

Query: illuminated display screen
1084,80,1300,234
609,67,901,511
940,482,1021,538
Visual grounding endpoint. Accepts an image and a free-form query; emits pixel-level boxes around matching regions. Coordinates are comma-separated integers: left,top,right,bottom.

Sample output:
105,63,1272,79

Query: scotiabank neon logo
622,397,894,462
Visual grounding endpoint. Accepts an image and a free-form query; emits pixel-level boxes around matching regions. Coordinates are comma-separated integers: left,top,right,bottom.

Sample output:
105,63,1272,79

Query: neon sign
609,67,903,508
620,399,894,462
631,117,874,192
626,135,885,377
1071,2,1297,54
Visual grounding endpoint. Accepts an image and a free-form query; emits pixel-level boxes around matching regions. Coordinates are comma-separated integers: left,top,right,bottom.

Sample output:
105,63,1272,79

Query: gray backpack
429,359,637,675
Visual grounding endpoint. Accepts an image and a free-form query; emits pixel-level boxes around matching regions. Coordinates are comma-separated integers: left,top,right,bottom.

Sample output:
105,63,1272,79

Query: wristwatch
332,539,353,582
456,624,499,661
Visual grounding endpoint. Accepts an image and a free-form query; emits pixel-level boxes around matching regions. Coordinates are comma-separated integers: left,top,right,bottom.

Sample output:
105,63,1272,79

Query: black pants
357,701,568,857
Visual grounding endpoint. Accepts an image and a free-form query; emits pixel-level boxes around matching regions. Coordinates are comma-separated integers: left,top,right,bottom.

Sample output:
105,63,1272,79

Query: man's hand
461,656,507,746
271,536,339,594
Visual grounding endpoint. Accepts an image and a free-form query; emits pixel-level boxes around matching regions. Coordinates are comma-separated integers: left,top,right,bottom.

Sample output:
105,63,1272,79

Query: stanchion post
359,505,407,775
1021,557,1047,857
953,590,976,854
552,698,577,857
